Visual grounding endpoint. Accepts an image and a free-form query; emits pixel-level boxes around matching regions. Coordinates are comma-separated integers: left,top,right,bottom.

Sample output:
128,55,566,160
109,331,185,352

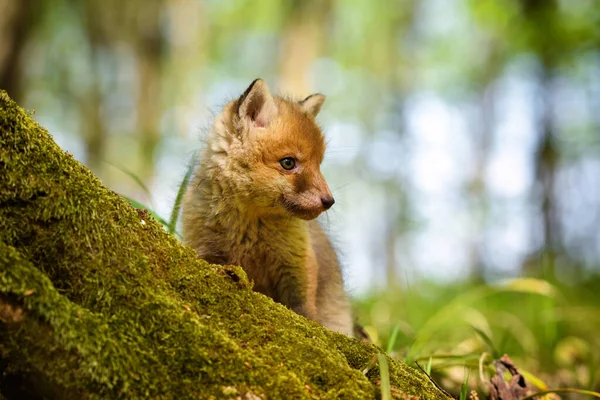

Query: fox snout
321,195,335,210
315,177,335,210
311,190,335,212
280,171,335,220
305,171,335,212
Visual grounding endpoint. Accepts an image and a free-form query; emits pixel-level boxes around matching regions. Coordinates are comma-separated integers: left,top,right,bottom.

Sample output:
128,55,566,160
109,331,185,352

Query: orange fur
181,79,353,336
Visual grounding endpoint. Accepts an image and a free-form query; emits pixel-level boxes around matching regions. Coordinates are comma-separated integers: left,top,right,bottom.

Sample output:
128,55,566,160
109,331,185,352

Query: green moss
0,91,450,399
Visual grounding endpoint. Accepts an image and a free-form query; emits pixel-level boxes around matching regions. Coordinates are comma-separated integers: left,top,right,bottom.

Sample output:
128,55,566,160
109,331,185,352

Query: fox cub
181,79,353,336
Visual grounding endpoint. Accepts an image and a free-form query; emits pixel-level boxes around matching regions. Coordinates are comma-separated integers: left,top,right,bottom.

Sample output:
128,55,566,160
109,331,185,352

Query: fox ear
237,79,278,128
299,93,325,117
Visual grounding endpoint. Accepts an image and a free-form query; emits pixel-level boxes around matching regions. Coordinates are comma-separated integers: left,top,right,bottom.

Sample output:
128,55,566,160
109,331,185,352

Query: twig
415,360,453,398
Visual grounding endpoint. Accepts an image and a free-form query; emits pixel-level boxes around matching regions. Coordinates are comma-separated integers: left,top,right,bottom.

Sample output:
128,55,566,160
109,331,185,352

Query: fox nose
321,195,335,210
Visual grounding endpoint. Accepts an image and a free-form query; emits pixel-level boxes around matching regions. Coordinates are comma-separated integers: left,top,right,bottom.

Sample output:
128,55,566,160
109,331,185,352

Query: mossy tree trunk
0,91,450,400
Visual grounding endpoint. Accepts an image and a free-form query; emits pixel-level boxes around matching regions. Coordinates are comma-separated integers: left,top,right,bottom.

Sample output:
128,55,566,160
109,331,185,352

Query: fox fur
181,79,353,336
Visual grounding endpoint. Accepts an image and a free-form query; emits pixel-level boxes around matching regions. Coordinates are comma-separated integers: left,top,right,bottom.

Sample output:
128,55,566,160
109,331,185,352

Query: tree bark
0,91,450,399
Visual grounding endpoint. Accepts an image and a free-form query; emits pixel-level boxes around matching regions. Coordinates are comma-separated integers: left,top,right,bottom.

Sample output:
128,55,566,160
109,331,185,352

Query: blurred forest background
2,0,600,396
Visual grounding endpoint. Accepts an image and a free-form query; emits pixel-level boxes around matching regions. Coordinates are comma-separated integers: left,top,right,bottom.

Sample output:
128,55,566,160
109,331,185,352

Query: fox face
224,79,334,220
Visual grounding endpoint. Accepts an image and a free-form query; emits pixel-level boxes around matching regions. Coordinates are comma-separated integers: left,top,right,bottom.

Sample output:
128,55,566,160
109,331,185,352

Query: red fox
181,79,353,336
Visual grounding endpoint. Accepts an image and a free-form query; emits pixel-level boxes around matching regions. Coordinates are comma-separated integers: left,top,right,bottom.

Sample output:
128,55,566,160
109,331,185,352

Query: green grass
459,367,469,400
378,353,391,400
353,277,600,397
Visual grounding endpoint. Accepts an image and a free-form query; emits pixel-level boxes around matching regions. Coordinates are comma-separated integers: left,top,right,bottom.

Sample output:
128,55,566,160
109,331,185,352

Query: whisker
333,181,356,191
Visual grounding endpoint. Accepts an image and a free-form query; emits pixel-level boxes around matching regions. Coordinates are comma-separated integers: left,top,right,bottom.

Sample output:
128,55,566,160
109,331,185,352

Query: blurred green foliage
354,277,600,395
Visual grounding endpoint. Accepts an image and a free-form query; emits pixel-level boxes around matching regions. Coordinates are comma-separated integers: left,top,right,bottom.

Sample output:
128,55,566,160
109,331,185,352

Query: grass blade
415,361,454,399
361,354,379,375
168,160,196,235
415,354,481,362
378,353,391,400
425,356,432,375
496,278,558,298
521,388,600,399
403,340,415,364
472,326,499,358
122,195,169,228
386,323,400,354
107,162,153,201
519,369,549,391
459,367,469,400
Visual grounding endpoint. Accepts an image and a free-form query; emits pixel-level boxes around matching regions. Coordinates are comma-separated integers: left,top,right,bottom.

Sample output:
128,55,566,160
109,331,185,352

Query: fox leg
274,263,317,321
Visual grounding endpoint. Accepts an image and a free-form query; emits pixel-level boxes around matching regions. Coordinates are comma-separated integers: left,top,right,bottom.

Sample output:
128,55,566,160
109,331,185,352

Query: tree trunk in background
520,0,561,279
463,27,504,282
0,0,32,102
134,2,165,184
165,0,205,140
533,71,560,278
81,2,109,176
278,0,330,94
384,193,400,287
79,54,106,176
468,81,496,282
382,1,417,288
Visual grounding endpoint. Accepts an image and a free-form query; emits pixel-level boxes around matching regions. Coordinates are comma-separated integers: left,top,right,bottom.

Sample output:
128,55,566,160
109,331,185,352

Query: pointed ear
237,79,278,128
299,93,326,117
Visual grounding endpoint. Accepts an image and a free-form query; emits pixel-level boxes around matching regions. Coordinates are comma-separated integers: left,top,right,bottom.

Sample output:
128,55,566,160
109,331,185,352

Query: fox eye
279,157,296,171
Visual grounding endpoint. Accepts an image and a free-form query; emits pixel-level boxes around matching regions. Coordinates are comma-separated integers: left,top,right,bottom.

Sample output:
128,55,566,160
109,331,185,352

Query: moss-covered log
0,91,450,399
